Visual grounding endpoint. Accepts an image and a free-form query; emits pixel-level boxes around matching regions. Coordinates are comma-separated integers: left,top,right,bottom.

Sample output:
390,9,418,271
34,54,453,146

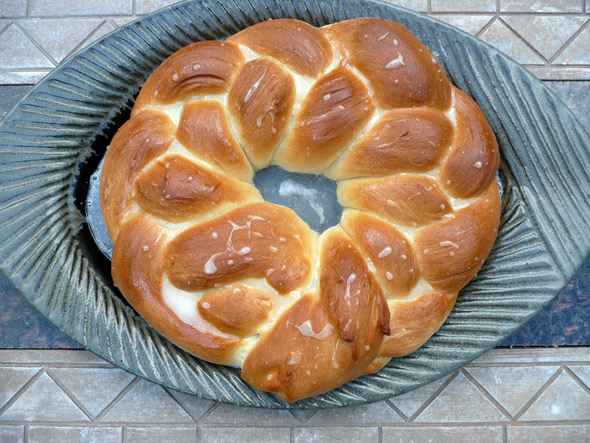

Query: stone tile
381,0,428,12
0,0,26,18
415,372,507,423
19,19,103,63
201,427,289,443
0,350,110,365
290,409,317,422
0,372,89,422
503,16,587,60
203,403,298,425
0,20,10,34
507,425,590,442
127,427,196,442
0,85,31,119
111,17,137,27
544,80,590,135
29,426,121,443
501,0,582,13
100,379,193,423
293,427,378,443
466,366,559,416
79,21,117,50
50,368,135,418
519,370,590,421
431,0,496,12
165,390,216,421
570,366,590,388
29,0,133,17
389,375,452,419
0,70,50,84
529,66,590,80
0,24,54,69
135,0,182,15
433,15,494,36
479,19,545,65
554,24,590,65
0,368,40,408
383,426,503,442
0,426,23,443
307,400,404,425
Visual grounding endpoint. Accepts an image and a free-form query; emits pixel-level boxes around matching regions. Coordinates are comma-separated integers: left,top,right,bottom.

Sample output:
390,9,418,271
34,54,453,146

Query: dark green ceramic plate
1,0,589,409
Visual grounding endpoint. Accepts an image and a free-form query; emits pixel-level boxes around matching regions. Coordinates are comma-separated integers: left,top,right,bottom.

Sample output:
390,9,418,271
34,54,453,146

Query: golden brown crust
133,41,244,111
227,19,333,77
326,108,454,180
176,100,253,180
275,66,375,173
440,88,500,198
324,18,451,109
111,215,240,365
228,59,296,169
102,17,502,403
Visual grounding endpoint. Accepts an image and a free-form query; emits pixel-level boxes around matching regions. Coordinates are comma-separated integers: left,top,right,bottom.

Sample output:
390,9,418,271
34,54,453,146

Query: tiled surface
1,0,590,82
0,349,588,441
1,1,590,441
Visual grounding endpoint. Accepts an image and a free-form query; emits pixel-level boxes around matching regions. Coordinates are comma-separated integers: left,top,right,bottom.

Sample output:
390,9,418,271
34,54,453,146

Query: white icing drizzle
378,246,392,259
385,53,405,69
294,320,334,340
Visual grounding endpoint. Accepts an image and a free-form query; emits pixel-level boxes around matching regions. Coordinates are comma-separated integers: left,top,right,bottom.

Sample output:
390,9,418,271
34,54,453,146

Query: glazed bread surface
100,18,501,403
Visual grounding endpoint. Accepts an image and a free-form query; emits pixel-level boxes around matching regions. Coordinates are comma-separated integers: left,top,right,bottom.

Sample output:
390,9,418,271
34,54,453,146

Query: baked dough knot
100,18,500,403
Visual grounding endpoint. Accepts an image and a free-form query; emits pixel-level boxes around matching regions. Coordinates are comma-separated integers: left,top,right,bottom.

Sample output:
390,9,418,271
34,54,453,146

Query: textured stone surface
383,426,503,442
293,427,379,443
479,20,545,65
126,427,196,442
200,427,290,443
0,426,23,443
431,0,496,12
500,0,582,13
29,0,133,17
28,426,121,443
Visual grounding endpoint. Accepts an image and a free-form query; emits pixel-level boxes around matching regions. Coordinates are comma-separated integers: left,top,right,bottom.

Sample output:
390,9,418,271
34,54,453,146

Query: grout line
94,377,139,422
23,424,28,443
475,16,497,38
462,369,513,421
496,0,500,15
0,367,44,417
512,366,563,421
289,427,294,443
198,401,220,422
502,425,507,443
385,399,408,422
132,0,136,16
26,0,31,18
12,22,59,66
378,426,383,443
122,426,127,443
44,368,96,422
564,366,590,395
498,17,549,64
427,0,431,14
408,371,459,422
0,22,15,38
549,18,590,64
163,388,199,423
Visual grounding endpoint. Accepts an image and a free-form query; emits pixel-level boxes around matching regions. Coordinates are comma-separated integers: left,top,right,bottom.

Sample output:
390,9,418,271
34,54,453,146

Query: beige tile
433,15,494,35
503,16,587,60
383,426,503,442
389,375,452,419
293,427,378,443
0,426,23,443
29,426,121,443
0,372,89,422
127,427,196,442
0,0,27,18
479,19,545,65
0,25,54,69
203,403,298,426
166,390,216,421
308,400,404,425
507,425,590,442
554,24,590,65
519,371,590,421
29,0,133,17
135,0,182,15
99,379,193,424
201,427,290,443
0,368,40,408
0,350,112,365
431,0,496,12
19,19,103,63
50,368,135,418
466,366,559,416
381,0,428,12
500,0,582,13
414,372,507,423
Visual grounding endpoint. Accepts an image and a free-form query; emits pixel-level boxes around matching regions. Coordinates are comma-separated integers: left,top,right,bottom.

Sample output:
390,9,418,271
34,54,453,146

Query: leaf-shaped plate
0,0,589,409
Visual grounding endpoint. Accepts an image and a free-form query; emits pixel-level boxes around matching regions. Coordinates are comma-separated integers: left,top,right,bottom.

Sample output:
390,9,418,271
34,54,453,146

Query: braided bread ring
100,18,500,403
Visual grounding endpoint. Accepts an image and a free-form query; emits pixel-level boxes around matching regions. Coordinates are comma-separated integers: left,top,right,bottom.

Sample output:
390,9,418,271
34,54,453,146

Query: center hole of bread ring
253,166,342,233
